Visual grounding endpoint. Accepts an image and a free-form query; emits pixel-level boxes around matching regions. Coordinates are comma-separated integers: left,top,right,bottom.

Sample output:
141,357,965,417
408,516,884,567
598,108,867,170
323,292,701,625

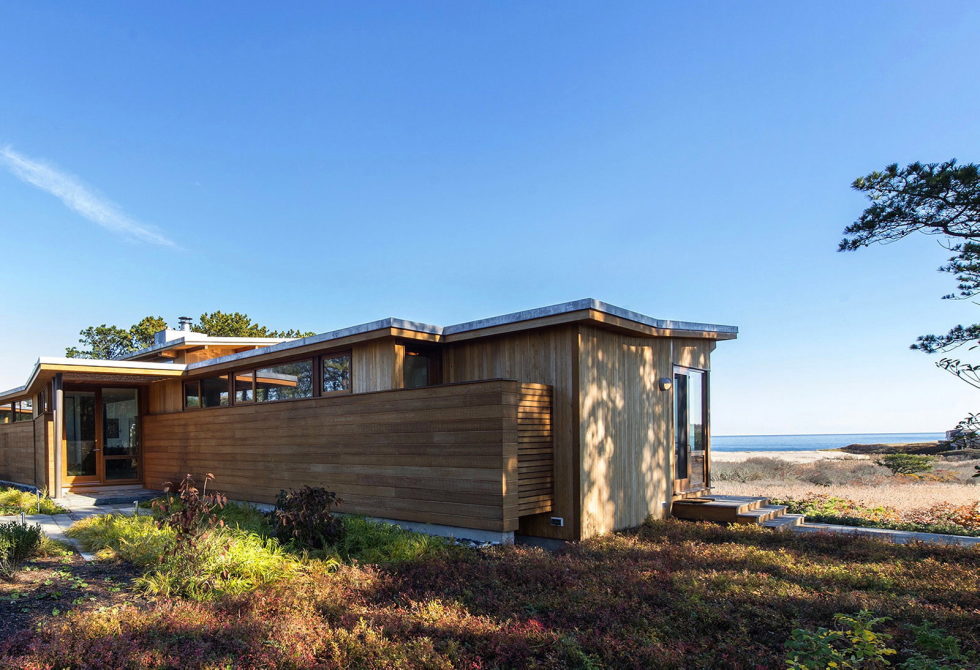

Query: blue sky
1,2,978,434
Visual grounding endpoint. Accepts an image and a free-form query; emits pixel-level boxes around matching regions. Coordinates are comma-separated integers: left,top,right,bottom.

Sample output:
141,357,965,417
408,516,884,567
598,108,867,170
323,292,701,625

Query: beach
713,449,870,463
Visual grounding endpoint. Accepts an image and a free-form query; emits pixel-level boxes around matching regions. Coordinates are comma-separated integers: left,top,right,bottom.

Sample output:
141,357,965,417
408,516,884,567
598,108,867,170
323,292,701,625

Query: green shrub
785,610,897,669
270,486,343,550
0,487,66,515
877,453,935,475
0,522,43,579
67,513,302,600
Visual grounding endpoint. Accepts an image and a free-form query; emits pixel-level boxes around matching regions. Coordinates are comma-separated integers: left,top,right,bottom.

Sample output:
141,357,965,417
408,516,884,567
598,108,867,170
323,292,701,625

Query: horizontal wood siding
517,383,553,516
142,380,523,532
0,422,36,486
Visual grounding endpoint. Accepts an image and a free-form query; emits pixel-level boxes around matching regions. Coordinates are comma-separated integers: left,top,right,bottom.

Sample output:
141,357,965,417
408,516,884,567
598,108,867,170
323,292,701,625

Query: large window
181,353,350,411
322,352,352,394
256,360,313,402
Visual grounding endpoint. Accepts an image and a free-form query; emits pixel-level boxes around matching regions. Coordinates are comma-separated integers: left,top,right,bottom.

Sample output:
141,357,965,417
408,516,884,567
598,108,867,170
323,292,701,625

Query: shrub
152,473,227,552
270,486,343,550
0,487,66,515
0,522,43,579
878,453,935,475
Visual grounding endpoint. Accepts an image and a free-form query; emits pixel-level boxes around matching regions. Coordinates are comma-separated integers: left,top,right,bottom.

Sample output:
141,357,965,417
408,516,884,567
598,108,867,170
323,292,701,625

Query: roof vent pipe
178,316,193,332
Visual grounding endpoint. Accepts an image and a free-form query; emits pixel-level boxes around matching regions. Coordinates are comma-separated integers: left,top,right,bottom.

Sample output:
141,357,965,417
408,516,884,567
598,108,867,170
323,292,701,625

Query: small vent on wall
549,516,564,527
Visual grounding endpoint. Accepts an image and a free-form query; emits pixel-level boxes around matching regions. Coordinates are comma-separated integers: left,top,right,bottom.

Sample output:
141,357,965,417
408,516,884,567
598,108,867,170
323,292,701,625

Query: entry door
63,388,141,485
673,367,708,493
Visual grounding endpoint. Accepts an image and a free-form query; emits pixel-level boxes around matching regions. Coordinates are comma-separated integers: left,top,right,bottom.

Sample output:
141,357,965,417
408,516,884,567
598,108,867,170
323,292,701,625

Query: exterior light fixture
658,377,672,392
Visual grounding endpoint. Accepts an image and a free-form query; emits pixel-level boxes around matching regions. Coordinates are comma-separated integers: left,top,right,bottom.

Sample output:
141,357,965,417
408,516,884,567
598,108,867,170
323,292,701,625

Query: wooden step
671,495,770,523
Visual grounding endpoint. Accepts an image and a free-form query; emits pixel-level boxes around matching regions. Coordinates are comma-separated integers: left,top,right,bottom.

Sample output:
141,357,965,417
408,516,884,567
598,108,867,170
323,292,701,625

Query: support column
52,374,63,498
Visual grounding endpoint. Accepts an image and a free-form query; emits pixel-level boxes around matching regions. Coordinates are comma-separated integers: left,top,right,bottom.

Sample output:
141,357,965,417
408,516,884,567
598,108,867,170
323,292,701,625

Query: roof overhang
0,358,187,403
1,299,737,398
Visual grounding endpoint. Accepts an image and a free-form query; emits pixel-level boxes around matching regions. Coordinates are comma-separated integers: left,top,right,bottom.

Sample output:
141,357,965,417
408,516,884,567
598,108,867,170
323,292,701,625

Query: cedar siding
143,380,550,533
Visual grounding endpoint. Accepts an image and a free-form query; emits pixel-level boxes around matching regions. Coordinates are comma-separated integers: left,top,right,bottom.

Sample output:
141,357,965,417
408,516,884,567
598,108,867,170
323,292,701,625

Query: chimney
178,316,193,332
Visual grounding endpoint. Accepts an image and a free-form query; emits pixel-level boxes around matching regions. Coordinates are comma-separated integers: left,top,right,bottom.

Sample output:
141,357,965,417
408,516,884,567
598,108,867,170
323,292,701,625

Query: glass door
63,388,141,485
102,388,140,481
673,367,708,493
64,391,98,484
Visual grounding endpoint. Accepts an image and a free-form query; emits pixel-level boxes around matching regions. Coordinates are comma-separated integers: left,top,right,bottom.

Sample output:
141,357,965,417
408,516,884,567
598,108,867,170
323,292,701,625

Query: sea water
712,432,945,452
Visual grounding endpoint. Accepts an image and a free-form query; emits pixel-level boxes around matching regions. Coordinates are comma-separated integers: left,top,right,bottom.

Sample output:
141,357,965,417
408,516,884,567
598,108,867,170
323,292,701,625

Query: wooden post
52,374,63,498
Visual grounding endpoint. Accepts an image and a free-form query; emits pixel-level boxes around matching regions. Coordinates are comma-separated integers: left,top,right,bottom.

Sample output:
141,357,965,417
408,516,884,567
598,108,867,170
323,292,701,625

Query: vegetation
877,453,935,475
840,159,980,435
0,487,66,516
65,311,314,359
270,486,343,551
773,494,980,537
0,522,42,579
3,519,978,668
785,611,974,669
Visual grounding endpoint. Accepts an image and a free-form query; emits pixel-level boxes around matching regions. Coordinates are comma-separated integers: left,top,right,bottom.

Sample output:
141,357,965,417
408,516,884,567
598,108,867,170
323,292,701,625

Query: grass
1,519,977,669
0,487,66,516
64,502,454,600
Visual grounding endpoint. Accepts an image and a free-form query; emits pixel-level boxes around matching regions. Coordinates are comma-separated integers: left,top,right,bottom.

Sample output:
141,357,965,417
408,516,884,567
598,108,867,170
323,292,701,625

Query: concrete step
762,514,806,531
735,504,788,525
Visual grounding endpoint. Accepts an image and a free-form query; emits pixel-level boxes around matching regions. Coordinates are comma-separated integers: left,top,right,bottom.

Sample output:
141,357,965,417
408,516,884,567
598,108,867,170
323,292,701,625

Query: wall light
658,377,673,392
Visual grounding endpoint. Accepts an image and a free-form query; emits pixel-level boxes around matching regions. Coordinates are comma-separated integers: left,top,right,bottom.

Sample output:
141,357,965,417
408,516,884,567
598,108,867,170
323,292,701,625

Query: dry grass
714,480,979,511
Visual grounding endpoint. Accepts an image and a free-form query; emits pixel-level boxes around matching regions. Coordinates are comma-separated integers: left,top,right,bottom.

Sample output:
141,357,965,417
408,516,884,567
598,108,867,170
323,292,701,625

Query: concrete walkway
789,521,980,547
0,502,141,562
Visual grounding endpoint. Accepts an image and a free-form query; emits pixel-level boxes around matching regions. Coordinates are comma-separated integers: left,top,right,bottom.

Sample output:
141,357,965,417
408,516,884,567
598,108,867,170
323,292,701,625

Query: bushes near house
0,486,66,515
270,486,343,550
773,494,980,536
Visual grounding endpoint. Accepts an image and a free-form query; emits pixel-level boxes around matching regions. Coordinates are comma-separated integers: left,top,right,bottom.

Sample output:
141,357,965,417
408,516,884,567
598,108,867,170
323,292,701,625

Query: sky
1,2,979,435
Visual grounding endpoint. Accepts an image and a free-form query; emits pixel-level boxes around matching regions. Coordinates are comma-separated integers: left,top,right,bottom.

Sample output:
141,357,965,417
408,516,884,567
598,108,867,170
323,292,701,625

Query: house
0,299,736,542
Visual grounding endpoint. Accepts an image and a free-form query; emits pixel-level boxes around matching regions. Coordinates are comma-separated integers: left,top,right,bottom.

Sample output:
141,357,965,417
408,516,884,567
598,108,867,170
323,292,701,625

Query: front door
63,388,141,486
673,367,709,494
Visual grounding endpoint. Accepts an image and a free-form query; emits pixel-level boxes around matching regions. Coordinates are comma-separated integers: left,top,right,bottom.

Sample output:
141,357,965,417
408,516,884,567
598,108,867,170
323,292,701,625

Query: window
184,381,202,409
12,399,32,422
200,376,230,408
234,371,255,403
673,367,708,490
321,352,352,394
256,360,313,402
404,347,440,389
0,404,12,424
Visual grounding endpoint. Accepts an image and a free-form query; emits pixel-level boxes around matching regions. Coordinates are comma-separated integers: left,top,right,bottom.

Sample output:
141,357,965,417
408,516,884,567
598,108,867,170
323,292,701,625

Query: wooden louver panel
516,383,554,516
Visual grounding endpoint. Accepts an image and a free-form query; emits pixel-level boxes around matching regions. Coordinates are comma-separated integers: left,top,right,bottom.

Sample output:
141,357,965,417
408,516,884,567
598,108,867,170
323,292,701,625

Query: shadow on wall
579,330,672,537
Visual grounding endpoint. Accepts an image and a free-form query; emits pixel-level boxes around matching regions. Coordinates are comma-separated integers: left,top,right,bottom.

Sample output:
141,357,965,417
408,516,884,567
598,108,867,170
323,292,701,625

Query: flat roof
0,299,737,401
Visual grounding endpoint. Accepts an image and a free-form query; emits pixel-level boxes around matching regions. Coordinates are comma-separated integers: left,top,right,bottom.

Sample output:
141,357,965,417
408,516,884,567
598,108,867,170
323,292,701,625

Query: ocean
712,432,945,452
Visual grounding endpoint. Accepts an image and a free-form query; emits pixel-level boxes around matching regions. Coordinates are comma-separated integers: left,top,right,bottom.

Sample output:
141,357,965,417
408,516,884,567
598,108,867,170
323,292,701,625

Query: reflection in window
13,399,32,422
673,367,708,491
201,376,230,408
256,360,313,402
184,381,201,409
0,404,12,424
234,371,255,403
322,353,352,394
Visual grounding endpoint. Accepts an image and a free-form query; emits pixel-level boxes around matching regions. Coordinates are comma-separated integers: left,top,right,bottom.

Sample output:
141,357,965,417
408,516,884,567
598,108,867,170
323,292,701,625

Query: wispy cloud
0,146,176,248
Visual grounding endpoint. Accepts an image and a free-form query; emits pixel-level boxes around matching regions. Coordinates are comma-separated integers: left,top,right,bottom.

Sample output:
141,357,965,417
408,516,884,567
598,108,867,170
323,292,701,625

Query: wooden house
0,299,737,542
